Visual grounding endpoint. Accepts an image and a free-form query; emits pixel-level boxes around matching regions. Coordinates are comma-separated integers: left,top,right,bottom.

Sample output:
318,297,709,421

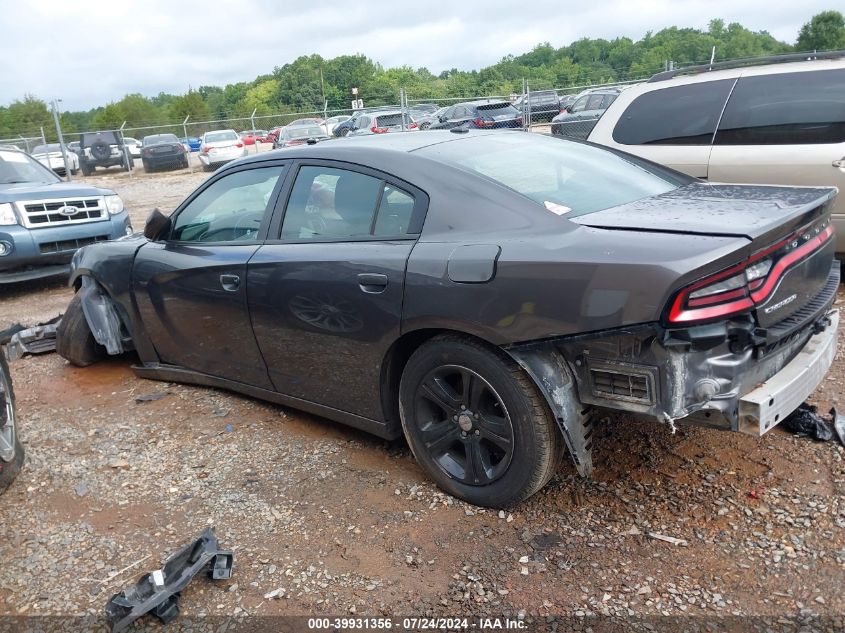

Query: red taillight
408,122,418,129
371,126,389,134
473,118,495,128
668,222,835,324
200,145,209,153
235,142,244,148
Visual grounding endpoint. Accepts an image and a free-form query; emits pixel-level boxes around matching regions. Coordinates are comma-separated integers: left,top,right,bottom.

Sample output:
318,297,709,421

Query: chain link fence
0,133,47,153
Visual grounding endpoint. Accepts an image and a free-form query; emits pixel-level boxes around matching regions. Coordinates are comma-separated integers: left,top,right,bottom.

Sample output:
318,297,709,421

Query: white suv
588,52,845,255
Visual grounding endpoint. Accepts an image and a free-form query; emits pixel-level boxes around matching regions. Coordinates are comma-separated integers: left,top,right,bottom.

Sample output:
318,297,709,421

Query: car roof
458,99,509,107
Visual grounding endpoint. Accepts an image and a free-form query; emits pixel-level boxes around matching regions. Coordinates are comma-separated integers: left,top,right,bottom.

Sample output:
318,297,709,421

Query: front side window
612,79,735,145
171,166,284,242
0,149,59,184
715,69,845,145
281,166,418,240
570,96,589,113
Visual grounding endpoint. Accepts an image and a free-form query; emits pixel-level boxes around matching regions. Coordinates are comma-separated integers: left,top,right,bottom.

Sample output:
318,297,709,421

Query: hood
0,181,114,202
571,183,837,243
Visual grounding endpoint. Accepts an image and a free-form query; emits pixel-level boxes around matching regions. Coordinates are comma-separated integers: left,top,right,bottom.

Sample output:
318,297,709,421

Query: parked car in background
333,108,395,137
240,130,269,145
0,146,132,283
273,125,330,149
550,88,620,139
180,137,202,152
513,90,561,122
67,141,81,155
141,134,188,172
415,107,448,130
429,100,522,130
198,129,246,171
409,103,439,116
347,110,417,136
288,118,322,128
56,131,839,508
587,53,845,255
78,131,133,175
322,115,350,136
123,137,142,158
30,143,79,176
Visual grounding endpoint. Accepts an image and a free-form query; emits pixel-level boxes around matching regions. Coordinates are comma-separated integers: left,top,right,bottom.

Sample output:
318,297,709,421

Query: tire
202,163,213,172
399,335,563,508
90,141,111,161
0,354,22,494
338,127,350,137
56,292,107,367
81,162,93,176
142,160,151,172
181,159,189,169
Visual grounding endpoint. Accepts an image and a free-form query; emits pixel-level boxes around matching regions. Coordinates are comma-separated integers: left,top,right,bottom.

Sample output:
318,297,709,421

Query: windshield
143,134,179,146
286,126,325,139
205,131,239,143
0,149,60,185
418,134,685,217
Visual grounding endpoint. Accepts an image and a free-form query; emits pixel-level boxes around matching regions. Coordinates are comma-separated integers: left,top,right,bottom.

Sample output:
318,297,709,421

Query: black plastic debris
783,403,833,442
135,391,171,403
105,526,233,633
1,315,62,360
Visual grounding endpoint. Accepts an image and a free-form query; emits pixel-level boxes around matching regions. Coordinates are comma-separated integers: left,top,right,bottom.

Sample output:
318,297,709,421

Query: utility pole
50,99,72,182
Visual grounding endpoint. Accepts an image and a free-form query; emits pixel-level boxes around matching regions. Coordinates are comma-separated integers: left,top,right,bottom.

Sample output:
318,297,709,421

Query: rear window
205,131,239,143
612,79,735,145
143,134,179,146
32,144,61,153
287,126,325,139
476,103,519,117
715,69,845,145
375,114,411,127
418,134,684,217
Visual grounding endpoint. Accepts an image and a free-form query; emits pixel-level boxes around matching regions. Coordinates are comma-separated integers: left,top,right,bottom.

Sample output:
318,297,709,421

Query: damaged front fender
79,276,133,356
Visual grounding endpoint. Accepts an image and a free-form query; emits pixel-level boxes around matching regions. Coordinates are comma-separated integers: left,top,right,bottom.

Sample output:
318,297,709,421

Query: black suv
429,100,522,130
551,88,620,139
513,90,561,122
79,131,134,175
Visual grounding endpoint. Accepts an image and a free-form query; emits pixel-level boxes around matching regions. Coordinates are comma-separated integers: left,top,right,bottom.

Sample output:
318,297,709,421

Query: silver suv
588,52,845,255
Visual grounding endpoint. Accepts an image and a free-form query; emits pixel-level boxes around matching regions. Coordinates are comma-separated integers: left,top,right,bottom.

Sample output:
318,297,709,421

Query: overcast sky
0,0,833,110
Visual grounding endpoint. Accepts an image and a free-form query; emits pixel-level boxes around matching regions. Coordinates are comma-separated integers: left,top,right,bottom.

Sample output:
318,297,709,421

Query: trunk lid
572,183,837,243
572,183,838,331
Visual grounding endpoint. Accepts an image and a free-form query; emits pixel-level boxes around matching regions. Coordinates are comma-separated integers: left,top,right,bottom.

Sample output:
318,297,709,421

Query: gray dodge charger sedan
56,131,839,508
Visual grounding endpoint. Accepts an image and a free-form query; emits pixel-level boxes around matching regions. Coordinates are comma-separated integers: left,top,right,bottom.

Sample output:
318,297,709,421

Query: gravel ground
0,164,843,630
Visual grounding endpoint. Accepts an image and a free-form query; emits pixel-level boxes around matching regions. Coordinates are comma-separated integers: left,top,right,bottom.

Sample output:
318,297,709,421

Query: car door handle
220,274,240,291
833,159,845,169
358,273,388,293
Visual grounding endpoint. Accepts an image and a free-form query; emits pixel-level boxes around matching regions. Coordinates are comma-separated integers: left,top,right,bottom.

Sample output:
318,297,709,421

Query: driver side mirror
144,208,171,241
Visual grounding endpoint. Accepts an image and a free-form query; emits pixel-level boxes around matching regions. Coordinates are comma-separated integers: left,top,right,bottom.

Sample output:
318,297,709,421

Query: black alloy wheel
414,365,515,486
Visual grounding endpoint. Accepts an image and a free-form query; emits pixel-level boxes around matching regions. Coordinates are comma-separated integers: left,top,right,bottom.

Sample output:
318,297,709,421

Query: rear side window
476,103,518,117
612,79,735,145
715,69,845,145
281,166,420,240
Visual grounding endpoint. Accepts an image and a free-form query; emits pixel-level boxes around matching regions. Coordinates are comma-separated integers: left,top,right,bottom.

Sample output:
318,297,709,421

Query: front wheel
399,335,563,508
56,292,107,367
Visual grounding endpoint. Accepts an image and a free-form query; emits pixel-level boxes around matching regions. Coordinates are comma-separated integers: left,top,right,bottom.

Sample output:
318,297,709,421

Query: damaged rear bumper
507,262,839,472
737,309,838,436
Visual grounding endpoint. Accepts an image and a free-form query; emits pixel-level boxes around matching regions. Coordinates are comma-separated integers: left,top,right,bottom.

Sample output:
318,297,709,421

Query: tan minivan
588,53,845,255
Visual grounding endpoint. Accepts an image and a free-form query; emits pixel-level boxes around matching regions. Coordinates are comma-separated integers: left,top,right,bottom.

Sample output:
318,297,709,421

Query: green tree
92,103,126,130
796,10,845,51
167,90,210,121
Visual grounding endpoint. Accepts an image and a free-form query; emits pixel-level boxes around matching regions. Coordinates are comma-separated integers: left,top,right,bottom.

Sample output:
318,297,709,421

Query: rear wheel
0,354,22,494
399,335,563,508
80,162,93,176
56,293,107,367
